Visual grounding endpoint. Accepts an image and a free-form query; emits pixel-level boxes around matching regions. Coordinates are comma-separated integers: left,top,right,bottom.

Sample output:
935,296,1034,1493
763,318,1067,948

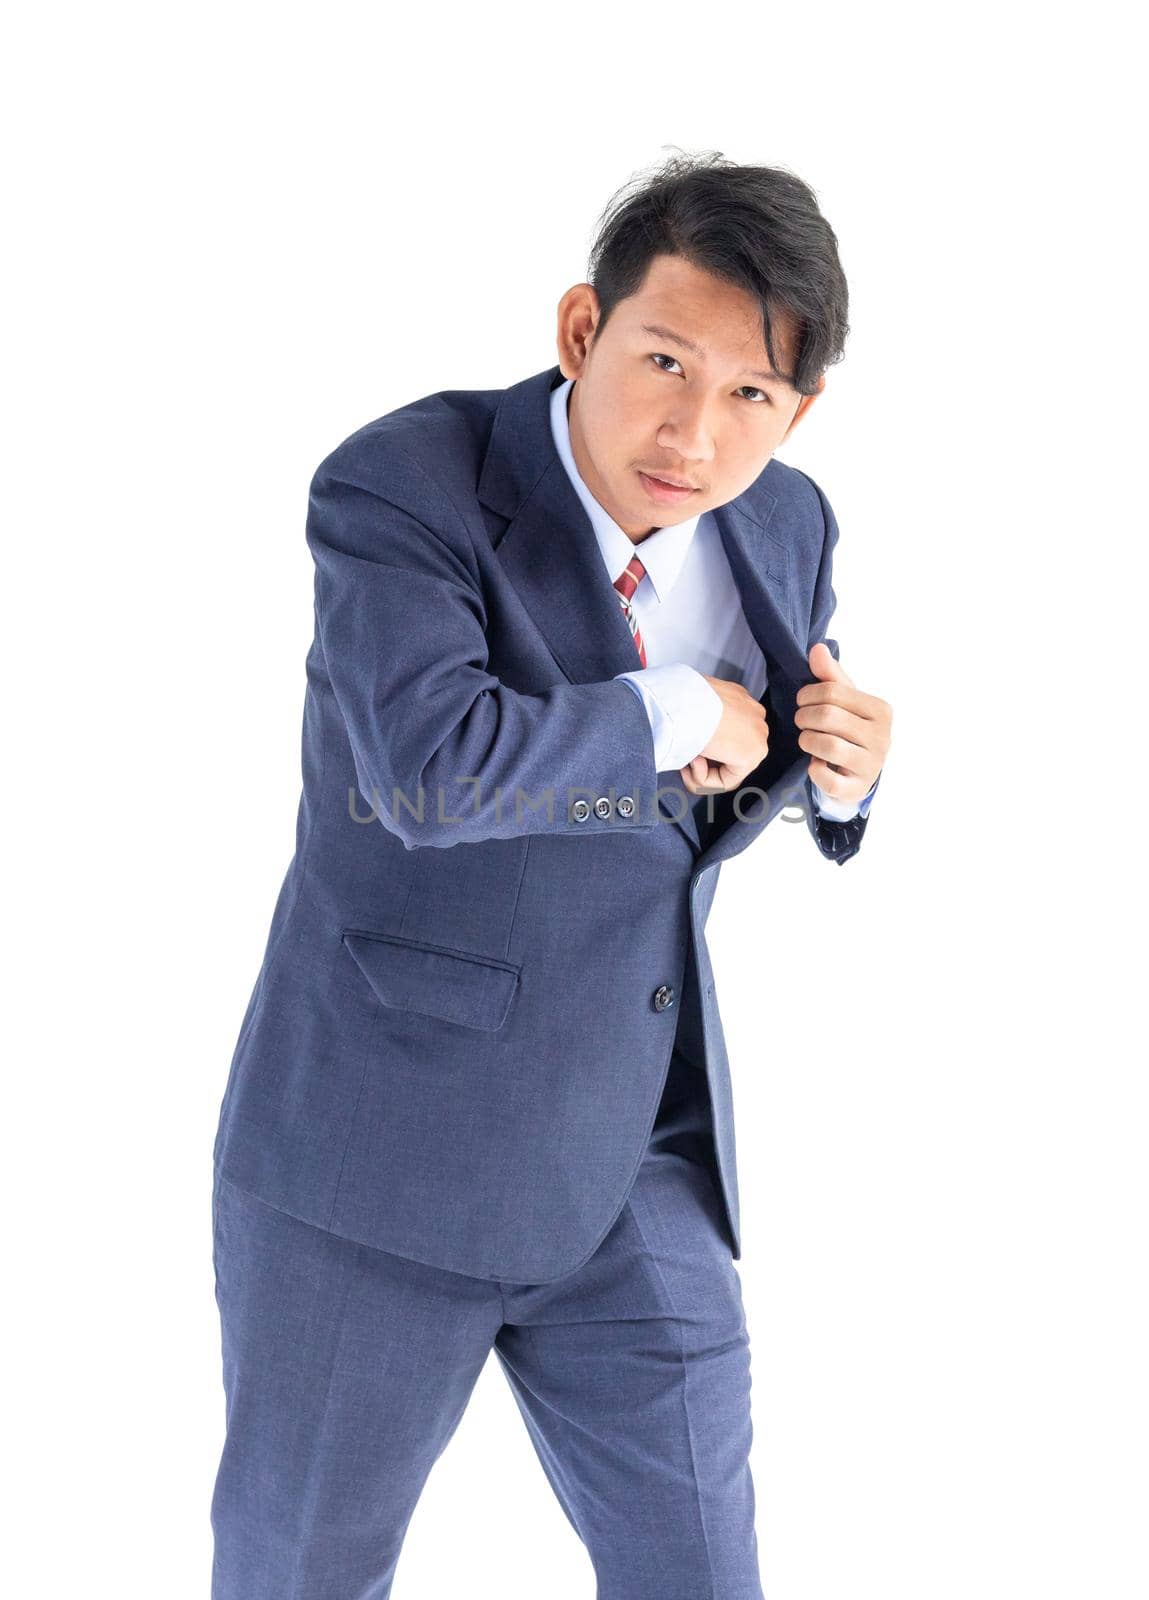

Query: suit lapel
477,364,813,858
708,497,812,685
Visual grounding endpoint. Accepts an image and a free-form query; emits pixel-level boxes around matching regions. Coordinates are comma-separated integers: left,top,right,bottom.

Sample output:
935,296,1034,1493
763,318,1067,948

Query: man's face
556,253,823,540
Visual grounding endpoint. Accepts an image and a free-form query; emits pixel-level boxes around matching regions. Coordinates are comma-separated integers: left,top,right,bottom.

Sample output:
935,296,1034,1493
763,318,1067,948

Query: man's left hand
795,642,892,803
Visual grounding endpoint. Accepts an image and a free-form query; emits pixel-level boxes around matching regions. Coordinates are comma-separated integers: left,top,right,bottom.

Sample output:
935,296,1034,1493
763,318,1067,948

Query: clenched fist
680,677,770,797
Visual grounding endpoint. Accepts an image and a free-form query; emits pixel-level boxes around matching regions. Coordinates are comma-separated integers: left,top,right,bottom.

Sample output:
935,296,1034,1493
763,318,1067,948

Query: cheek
735,417,783,471
582,418,636,493
597,394,643,456
585,415,620,471
594,414,644,476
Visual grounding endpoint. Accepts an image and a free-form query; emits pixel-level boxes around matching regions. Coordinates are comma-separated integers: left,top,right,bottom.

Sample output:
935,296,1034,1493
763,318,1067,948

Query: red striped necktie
613,554,648,667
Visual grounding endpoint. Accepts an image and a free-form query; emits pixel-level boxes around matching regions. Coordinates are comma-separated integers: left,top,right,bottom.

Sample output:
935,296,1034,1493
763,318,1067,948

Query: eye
650,354,772,405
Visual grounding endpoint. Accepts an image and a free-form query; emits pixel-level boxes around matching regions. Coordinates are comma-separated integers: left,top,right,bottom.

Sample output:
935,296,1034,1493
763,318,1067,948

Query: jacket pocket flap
340,930,520,1032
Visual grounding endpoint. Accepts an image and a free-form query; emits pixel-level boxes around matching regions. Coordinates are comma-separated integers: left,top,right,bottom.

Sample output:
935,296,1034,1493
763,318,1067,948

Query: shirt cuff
614,664,723,772
812,769,881,822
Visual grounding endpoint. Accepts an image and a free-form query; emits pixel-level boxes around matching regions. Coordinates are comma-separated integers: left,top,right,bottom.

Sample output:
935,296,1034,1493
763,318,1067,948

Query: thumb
808,640,854,688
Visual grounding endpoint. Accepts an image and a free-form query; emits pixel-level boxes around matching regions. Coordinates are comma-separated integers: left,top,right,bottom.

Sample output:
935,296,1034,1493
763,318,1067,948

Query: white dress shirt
548,376,864,822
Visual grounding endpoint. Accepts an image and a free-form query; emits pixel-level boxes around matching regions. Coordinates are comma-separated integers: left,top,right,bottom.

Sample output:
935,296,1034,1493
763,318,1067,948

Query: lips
638,469,698,503
643,472,695,489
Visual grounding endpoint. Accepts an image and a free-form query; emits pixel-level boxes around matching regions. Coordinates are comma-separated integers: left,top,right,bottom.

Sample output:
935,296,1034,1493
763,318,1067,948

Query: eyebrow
639,322,793,386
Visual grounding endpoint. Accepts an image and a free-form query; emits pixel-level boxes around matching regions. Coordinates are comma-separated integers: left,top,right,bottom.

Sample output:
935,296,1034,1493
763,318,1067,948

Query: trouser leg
209,1168,503,1600
493,1044,764,1599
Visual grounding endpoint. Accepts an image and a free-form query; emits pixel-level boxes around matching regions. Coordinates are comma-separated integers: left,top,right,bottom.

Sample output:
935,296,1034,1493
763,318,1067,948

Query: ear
779,373,826,444
556,282,601,380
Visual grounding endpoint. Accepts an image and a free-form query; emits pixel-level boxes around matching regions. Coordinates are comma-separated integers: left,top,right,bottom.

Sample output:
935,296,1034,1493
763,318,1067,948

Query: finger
808,756,868,796
682,757,740,795
798,729,868,771
697,763,734,793
808,642,855,688
794,703,872,751
794,681,875,715
681,758,720,795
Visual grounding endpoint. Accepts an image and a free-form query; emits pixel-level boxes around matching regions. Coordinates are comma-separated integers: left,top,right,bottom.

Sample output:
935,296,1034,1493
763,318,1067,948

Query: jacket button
617,794,635,818
571,798,591,821
594,795,613,818
652,984,676,1012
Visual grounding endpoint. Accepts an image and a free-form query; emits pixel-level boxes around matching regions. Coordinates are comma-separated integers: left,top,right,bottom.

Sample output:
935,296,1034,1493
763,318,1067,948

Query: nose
657,394,716,464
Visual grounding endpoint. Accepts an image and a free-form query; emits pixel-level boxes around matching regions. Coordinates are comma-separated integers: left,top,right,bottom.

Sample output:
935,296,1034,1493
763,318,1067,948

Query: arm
308,449,660,849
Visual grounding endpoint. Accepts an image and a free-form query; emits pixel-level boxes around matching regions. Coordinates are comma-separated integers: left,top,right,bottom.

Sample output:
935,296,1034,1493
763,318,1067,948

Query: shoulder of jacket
310,382,502,531
763,456,830,514
744,457,833,549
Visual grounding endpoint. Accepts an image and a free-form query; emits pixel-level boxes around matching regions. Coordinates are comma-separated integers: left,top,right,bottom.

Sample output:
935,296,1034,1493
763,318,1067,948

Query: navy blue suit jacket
212,362,872,1282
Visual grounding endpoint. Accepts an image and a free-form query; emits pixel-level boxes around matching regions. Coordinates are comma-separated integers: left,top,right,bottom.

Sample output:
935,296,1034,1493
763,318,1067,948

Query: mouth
638,469,698,503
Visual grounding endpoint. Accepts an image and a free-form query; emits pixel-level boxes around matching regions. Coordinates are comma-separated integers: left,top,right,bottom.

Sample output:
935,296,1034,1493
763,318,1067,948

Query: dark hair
586,149,849,397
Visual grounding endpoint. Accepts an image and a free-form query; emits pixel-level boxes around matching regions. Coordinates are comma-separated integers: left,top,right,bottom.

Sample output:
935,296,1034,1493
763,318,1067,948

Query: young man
210,154,892,1598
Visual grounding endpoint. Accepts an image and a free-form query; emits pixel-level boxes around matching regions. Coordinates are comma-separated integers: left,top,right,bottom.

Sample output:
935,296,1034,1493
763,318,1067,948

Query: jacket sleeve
306,452,661,849
797,473,878,867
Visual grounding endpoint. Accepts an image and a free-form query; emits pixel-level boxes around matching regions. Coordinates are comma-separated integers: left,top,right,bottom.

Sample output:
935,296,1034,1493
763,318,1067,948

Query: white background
6,4,1144,1596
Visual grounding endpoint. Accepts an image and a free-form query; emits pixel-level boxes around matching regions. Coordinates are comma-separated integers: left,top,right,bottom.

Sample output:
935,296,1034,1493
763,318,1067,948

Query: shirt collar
549,375,701,605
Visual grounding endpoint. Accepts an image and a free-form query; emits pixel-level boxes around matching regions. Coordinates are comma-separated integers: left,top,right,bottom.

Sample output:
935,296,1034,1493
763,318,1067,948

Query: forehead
617,254,797,381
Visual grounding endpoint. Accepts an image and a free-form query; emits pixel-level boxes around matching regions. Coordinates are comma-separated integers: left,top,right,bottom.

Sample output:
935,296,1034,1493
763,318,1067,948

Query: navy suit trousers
210,1040,764,1598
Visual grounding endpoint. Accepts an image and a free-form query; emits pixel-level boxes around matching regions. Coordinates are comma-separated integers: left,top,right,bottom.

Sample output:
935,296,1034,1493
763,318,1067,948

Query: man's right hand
679,677,769,796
